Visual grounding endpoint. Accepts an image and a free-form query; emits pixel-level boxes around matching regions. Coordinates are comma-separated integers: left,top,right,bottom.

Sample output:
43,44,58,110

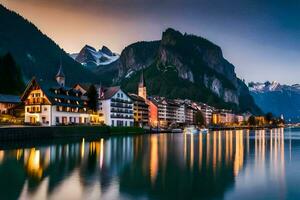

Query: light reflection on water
0,128,300,199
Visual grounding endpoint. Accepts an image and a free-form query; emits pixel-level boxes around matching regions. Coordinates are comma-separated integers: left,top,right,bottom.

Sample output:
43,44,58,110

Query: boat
184,126,200,134
200,128,208,134
171,128,183,133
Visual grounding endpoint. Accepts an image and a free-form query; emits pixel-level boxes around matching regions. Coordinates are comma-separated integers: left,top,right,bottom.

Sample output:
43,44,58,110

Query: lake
0,128,299,199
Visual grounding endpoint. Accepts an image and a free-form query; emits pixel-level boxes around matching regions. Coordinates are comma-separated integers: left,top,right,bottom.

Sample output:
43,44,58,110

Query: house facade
74,84,134,127
22,66,90,126
129,93,149,127
100,86,134,127
0,94,21,114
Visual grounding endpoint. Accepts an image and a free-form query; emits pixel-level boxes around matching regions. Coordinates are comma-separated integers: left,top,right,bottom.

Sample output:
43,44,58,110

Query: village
0,64,262,130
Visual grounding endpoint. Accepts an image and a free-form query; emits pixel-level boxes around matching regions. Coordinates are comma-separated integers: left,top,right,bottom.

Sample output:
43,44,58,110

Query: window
42,117,46,123
27,107,30,112
69,117,72,123
44,107,47,111
121,93,123,98
112,120,114,127
56,117,59,123
117,93,120,98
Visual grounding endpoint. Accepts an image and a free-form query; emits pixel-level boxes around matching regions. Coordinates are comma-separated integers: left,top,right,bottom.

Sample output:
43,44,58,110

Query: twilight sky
1,0,300,84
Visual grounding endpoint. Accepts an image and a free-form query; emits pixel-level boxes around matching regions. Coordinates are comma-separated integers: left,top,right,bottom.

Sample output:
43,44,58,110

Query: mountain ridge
0,4,102,85
249,81,300,121
120,28,261,114
71,44,119,68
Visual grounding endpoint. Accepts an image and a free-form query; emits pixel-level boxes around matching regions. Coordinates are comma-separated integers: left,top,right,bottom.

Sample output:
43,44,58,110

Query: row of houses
0,65,251,127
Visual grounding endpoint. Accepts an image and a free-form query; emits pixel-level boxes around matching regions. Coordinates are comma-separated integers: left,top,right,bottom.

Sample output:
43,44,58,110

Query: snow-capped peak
249,81,300,93
70,45,119,68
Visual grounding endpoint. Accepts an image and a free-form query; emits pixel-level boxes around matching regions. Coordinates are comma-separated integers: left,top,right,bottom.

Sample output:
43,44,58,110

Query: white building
100,86,134,127
176,103,186,123
21,66,90,126
74,84,134,127
199,103,214,125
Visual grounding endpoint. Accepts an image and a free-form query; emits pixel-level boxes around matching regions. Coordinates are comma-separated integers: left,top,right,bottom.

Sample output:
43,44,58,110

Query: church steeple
56,64,65,87
139,70,145,88
138,69,147,100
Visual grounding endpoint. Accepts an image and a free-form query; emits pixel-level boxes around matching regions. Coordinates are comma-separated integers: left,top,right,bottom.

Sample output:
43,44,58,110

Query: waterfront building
129,93,149,127
21,66,90,126
176,103,186,124
148,99,158,127
100,86,134,127
0,94,21,114
148,97,181,128
200,103,214,125
74,84,134,127
212,109,233,124
185,105,197,124
235,115,245,123
174,99,197,125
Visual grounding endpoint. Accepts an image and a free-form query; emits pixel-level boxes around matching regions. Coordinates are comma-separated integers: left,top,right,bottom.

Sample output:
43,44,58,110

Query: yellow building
129,93,149,127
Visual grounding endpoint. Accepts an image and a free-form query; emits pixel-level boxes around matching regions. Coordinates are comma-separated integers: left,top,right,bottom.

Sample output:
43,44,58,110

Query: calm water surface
0,128,300,200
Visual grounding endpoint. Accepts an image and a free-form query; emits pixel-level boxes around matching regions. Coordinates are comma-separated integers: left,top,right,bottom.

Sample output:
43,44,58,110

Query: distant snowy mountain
70,45,119,68
249,81,300,93
249,81,300,122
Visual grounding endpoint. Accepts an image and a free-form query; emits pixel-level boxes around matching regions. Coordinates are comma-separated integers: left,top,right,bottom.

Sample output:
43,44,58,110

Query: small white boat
184,126,200,134
200,128,208,134
172,128,183,133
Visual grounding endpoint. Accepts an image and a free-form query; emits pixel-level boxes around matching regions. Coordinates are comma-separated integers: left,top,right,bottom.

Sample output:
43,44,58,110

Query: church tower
138,70,147,100
56,64,65,87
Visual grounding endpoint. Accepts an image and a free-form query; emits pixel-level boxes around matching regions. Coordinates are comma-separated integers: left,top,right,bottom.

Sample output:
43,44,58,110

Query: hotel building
21,66,90,126
129,93,149,127
74,84,134,127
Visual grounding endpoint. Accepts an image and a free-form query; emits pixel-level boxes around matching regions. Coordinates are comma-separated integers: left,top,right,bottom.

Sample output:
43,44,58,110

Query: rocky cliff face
118,41,160,78
119,28,260,114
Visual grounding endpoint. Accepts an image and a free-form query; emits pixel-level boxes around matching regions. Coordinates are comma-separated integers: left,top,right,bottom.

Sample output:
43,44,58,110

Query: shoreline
0,125,145,141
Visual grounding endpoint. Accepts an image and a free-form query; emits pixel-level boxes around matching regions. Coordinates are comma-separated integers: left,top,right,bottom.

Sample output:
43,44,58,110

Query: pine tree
87,84,98,112
0,53,25,94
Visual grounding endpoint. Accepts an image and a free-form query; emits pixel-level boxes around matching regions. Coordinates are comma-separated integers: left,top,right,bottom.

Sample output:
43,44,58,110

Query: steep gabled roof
21,78,85,108
102,86,120,100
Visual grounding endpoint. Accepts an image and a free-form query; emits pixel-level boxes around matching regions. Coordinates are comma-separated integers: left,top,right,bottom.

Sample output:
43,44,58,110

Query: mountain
71,45,119,68
119,28,261,114
0,4,260,114
249,81,300,122
0,5,102,85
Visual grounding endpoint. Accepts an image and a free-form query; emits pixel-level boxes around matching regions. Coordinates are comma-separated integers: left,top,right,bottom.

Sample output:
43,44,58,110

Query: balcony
25,98,47,105
111,114,134,119
111,102,132,109
111,98,132,104
27,109,41,113
111,108,133,114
